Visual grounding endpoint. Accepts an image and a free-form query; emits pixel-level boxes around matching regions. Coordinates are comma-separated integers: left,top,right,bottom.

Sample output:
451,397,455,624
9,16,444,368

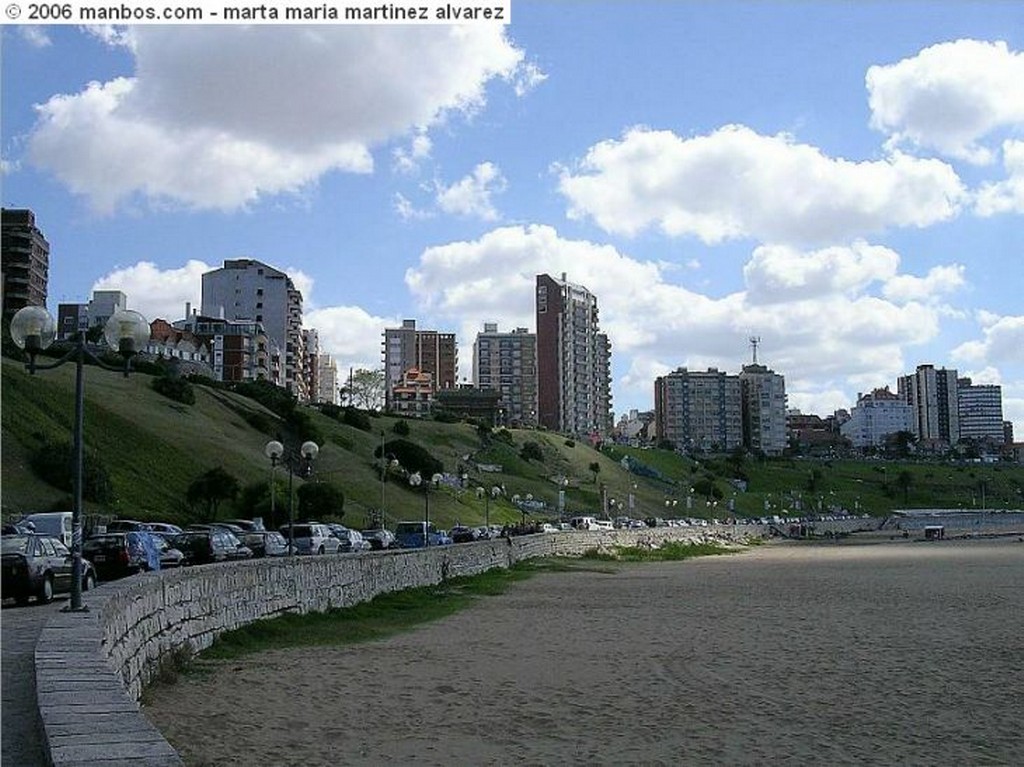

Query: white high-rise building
898,364,959,448
201,259,307,400
841,387,914,448
957,378,1004,443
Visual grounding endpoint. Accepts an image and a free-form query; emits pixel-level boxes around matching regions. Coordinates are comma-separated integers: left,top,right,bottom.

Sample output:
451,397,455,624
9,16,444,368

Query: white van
22,512,74,548
569,516,597,530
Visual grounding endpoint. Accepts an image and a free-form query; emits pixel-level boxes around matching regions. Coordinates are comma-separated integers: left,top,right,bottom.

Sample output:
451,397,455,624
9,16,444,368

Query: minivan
279,523,341,555
394,521,446,548
21,512,73,548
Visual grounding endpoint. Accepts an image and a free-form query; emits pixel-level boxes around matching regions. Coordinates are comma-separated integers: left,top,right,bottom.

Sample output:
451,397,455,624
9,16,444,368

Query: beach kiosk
924,525,945,541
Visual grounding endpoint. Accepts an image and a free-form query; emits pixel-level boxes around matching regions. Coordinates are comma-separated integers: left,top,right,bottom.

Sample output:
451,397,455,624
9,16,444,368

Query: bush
393,420,410,436
30,440,115,503
375,438,443,477
283,409,324,446
152,376,195,405
564,439,575,448
297,482,345,521
343,407,373,432
520,441,544,462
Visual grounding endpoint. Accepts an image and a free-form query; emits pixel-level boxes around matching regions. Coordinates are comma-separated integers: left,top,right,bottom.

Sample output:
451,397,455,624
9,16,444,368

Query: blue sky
3,3,1023,435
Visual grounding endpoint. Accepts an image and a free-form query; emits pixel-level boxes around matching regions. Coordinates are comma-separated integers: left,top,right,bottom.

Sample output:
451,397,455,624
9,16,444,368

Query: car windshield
2,536,30,554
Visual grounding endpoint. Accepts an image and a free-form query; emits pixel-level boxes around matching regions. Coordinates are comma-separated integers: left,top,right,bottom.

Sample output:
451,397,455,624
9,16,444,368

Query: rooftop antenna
749,335,761,365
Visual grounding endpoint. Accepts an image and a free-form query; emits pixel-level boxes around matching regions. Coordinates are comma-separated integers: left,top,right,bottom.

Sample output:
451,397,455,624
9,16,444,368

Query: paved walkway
2,596,67,767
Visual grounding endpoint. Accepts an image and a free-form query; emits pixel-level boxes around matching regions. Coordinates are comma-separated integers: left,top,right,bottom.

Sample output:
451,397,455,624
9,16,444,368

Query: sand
142,538,1024,766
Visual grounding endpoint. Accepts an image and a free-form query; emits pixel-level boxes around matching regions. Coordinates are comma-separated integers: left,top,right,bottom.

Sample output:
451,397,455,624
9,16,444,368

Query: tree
297,483,345,521
375,438,443,478
588,461,601,484
344,368,385,411
30,440,115,504
895,470,914,504
884,430,917,459
186,467,240,521
520,441,544,462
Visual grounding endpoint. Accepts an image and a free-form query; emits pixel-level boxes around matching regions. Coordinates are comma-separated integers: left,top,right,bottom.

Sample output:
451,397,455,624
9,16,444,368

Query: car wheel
317,545,325,555
15,592,30,606
83,571,96,592
38,575,54,604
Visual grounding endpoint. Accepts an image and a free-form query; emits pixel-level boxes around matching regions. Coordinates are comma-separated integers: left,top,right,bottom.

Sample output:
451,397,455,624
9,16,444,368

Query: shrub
297,482,345,521
520,441,544,462
343,407,373,432
30,440,115,503
375,438,443,477
393,419,410,436
152,376,195,405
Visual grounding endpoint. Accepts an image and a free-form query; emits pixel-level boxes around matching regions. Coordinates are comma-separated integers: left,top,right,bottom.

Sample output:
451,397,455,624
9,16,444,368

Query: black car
2,534,97,605
172,529,253,565
82,531,162,581
450,525,480,544
236,530,290,558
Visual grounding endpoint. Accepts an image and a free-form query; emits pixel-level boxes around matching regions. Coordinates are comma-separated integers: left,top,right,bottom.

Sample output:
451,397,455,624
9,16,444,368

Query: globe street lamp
264,439,319,554
408,471,442,546
10,306,150,611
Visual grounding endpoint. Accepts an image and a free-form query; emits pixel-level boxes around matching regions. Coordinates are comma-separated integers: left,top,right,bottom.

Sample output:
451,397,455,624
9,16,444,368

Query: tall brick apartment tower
535,273,612,437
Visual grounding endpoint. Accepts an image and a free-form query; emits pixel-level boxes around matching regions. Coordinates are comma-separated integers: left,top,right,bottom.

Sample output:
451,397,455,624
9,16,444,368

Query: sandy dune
143,538,1024,766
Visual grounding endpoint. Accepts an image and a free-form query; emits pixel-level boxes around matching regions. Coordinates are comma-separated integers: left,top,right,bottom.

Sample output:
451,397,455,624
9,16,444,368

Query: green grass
5,354,1023,529
580,540,737,562
198,559,579,660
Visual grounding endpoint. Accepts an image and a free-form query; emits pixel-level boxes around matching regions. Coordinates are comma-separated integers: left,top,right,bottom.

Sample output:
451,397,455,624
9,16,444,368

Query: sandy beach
143,538,1024,766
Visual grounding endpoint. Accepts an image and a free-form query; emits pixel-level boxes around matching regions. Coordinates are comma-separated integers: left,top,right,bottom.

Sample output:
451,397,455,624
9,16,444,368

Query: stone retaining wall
34,526,756,765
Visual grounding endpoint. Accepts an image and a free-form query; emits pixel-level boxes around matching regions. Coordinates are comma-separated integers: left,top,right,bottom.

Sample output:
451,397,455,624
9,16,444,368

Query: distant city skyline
2,4,1021,434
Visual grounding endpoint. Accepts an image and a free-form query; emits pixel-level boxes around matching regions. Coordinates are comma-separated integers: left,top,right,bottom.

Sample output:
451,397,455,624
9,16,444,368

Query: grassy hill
3,356,1023,529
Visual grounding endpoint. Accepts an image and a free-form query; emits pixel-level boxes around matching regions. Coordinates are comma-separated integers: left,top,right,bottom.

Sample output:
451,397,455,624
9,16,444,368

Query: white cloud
952,314,1024,365
19,26,52,48
405,224,949,417
393,132,433,174
1,158,19,175
557,125,965,244
512,61,548,97
304,305,399,372
975,140,1024,216
28,26,529,212
92,260,211,322
882,264,966,303
867,39,1024,164
435,162,507,220
394,192,433,221
744,241,900,304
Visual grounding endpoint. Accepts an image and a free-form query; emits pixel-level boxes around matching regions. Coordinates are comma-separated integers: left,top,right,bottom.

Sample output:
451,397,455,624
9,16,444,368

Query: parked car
105,520,150,533
328,525,371,553
19,512,74,548
142,522,183,536
172,529,253,565
394,521,451,548
223,519,266,532
82,531,163,581
2,534,97,605
279,523,341,555
151,535,185,568
360,528,396,550
450,525,479,543
236,530,290,558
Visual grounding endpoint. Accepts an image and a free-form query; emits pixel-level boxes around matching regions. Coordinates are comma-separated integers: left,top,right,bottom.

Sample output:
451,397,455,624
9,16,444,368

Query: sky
2,2,1023,436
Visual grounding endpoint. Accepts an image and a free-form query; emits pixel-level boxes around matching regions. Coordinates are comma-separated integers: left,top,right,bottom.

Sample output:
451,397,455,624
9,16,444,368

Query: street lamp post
408,471,441,546
9,306,150,612
264,439,319,554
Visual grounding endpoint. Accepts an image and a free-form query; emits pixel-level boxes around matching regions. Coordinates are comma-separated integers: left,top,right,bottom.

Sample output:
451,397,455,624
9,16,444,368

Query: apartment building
739,362,787,456
382,319,457,411
535,273,612,437
654,368,743,452
318,354,339,406
897,364,960,448
472,323,537,427
201,259,306,400
840,387,914,448
1,208,49,320
957,378,1004,443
